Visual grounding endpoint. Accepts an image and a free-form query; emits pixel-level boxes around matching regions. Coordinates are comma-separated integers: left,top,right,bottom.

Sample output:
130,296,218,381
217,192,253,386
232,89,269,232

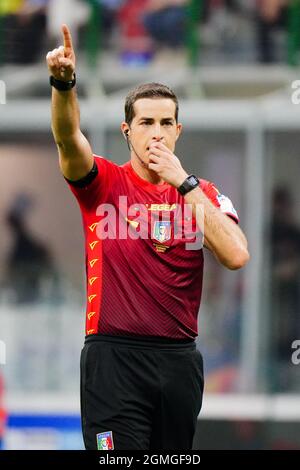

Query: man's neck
130,157,165,185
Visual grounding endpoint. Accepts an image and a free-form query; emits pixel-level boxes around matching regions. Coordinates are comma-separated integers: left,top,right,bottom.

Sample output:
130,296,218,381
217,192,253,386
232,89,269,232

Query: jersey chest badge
152,220,171,243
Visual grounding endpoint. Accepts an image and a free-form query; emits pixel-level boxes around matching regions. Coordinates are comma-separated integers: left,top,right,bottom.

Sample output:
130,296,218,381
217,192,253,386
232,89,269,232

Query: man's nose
152,125,163,141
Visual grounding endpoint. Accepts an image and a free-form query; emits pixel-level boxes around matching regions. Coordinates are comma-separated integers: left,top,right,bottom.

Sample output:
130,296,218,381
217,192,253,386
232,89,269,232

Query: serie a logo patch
96,431,114,450
152,220,171,243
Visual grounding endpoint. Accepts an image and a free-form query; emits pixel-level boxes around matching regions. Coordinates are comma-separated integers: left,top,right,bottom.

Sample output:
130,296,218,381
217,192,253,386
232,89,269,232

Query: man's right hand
46,24,76,82
48,23,93,182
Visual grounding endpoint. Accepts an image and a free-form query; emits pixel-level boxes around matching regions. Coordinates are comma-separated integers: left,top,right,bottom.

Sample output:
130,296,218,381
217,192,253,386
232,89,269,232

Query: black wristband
50,73,76,91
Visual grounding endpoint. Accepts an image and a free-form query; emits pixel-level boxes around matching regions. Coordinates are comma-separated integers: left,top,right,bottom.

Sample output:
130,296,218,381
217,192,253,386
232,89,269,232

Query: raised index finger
62,24,73,51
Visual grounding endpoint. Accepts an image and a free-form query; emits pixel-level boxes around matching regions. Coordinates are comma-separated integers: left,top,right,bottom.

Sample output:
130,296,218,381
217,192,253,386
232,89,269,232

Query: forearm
47,25,79,145
51,87,80,144
184,186,249,270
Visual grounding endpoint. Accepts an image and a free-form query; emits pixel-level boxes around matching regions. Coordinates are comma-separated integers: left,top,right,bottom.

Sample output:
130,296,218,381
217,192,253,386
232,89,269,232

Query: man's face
122,98,182,166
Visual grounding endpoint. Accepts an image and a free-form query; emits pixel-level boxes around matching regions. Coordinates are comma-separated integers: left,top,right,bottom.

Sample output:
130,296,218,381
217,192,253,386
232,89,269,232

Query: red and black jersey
66,156,239,339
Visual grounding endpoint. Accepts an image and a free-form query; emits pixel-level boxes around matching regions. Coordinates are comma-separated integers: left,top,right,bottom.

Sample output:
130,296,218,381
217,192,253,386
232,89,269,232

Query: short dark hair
125,82,179,125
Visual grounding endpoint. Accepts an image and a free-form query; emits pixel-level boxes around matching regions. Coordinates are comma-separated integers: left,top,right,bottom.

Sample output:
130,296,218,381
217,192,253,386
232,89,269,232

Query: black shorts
80,334,204,450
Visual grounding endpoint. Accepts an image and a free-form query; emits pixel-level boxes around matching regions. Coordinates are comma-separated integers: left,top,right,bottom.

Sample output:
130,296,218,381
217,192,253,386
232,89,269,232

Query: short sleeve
65,155,116,212
200,179,239,224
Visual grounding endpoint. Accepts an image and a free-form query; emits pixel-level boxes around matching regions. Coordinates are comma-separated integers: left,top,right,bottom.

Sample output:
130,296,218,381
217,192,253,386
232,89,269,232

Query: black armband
64,160,98,187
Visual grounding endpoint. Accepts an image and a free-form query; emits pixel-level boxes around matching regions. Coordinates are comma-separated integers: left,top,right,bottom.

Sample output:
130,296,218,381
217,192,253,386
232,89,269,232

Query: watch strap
177,175,199,196
50,73,76,91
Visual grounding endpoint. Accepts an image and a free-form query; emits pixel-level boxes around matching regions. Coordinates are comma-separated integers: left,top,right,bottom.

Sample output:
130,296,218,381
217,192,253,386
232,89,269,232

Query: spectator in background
142,1,240,59
100,0,124,38
4,193,61,305
256,0,288,63
0,0,48,64
270,186,300,389
48,0,90,48
143,0,188,49
77,0,124,50
117,0,154,65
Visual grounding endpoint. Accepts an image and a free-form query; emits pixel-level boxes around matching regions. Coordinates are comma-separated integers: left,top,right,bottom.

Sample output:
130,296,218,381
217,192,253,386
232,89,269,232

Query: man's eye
141,122,151,125
164,122,173,126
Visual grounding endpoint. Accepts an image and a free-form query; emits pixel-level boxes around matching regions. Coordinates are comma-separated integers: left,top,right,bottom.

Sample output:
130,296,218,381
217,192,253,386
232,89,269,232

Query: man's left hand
148,142,188,188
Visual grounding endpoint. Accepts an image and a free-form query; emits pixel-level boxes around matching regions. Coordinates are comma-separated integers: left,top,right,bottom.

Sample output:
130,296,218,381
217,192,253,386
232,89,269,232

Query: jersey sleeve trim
200,178,239,224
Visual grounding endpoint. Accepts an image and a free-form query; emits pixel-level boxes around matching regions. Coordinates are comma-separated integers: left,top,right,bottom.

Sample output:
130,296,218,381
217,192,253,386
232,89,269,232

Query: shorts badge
96,431,114,450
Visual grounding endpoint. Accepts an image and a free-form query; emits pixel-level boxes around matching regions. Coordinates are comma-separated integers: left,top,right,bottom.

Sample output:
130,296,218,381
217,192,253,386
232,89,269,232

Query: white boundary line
6,394,300,421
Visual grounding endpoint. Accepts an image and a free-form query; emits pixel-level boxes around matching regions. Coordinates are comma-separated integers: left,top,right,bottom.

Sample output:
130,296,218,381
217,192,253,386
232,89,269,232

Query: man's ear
121,123,131,150
176,123,183,140
121,122,130,137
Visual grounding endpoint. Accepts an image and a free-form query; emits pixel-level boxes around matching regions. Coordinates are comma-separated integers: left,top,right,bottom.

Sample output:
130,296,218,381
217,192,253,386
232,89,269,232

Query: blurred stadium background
0,0,300,450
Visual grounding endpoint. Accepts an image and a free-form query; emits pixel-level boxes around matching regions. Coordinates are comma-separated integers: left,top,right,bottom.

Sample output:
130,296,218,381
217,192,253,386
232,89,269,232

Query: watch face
188,175,198,186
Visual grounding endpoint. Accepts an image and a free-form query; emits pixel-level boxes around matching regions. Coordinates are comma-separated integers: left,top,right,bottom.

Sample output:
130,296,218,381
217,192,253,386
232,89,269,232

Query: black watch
50,73,76,91
177,174,199,196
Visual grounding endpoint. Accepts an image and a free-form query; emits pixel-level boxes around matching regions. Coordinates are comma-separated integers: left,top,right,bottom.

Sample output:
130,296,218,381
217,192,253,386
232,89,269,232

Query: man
46,24,249,450
143,0,188,49
4,193,60,305
255,0,288,63
270,187,300,390
0,0,48,64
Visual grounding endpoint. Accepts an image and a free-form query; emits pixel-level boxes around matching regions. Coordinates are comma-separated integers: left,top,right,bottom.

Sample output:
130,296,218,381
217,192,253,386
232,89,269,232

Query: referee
47,25,250,450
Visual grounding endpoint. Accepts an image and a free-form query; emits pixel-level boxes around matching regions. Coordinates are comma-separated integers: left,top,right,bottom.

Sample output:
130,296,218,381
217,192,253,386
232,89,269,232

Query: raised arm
46,24,93,181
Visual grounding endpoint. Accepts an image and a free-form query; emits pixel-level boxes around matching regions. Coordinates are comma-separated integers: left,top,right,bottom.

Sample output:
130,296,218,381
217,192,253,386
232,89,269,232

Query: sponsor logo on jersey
146,203,177,211
153,243,169,253
97,431,114,450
